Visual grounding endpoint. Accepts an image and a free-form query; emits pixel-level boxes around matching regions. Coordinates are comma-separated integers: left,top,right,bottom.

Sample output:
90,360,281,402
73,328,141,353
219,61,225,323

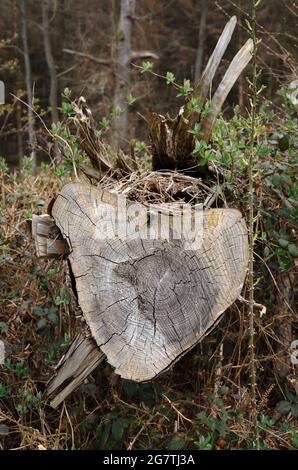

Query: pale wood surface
46,333,105,408
51,182,248,382
200,38,254,142
192,15,237,113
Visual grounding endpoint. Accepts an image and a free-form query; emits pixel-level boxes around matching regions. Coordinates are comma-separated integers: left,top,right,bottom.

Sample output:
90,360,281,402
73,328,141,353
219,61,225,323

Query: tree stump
50,182,248,382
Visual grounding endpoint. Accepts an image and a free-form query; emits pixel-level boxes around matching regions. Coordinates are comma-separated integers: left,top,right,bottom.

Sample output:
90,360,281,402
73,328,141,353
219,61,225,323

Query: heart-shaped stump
52,182,248,382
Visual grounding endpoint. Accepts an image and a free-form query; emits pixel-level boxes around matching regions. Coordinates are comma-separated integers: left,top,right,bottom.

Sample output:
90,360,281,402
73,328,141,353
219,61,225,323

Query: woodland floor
0,166,297,450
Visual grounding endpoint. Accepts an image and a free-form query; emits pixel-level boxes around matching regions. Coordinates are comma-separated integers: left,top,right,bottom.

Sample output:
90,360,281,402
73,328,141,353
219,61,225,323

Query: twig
162,394,193,424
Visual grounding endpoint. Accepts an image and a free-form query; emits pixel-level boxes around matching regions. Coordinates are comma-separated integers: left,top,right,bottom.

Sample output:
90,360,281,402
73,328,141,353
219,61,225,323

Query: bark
51,182,249,382
42,0,59,158
112,0,136,150
31,214,69,258
19,0,36,174
194,0,208,82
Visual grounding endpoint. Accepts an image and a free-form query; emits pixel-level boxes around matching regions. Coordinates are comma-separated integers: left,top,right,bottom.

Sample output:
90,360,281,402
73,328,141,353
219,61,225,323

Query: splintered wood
51,182,248,382
31,214,68,258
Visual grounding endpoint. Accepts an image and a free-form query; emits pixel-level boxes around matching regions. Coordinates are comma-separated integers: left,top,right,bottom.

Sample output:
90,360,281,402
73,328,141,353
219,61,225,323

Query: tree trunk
41,0,59,159
194,0,208,82
112,0,136,150
19,0,36,174
16,81,23,164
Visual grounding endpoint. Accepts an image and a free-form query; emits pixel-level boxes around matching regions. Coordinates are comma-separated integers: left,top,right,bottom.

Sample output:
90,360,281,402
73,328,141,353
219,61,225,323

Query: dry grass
0,164,297,450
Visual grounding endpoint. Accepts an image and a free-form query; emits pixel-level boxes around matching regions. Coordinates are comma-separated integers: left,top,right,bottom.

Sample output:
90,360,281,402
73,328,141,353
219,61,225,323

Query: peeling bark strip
31,214,68,258
51,182,248,382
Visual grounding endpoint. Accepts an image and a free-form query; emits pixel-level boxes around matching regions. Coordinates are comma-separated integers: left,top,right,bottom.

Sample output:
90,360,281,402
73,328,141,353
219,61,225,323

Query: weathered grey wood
173,14,237,155
31,214,68,258
46,333,105,408
200,38,253,142
51,182,248,382
192,15,237,111
71,97,114,176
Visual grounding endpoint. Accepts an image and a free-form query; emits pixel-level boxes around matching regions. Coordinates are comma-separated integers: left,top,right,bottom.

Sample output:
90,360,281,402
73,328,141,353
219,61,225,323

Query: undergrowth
0,81,297,449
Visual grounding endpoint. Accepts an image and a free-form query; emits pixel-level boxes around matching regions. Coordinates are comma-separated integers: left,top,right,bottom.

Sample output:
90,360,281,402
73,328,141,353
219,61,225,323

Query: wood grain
51,182,248,382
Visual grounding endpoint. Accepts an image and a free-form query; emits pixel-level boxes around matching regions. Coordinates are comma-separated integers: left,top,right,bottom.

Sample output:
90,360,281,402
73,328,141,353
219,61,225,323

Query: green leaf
278,238,289,248
126,93,136,106
276,400,291,415
111,105,122,119
37,318,47,331
32,306,48,316
140,61,153,73
291,404,298,418
177,79,193,97
122,380,138,398
188,122,201,137
165,71,175,85
46,268,57,281
99,117,110,129
0,321,8,334
0,383,10,399
288,243,298,257
168,434,188,450
139,383,155,407
187,97,201,113
48,312,59,325
55,287,71,305
292,432,298,449
134,140,148,153
111,418,129,442
271,174,281,187
59,101,75,117
62,87,71,99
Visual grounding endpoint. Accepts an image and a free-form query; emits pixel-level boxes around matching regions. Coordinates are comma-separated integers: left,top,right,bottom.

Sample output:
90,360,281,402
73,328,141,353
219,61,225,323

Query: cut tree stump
50,182,248,383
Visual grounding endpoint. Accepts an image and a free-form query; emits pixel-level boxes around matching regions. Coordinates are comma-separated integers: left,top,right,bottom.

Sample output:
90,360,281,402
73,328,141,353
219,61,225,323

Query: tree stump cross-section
51,182,248,382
